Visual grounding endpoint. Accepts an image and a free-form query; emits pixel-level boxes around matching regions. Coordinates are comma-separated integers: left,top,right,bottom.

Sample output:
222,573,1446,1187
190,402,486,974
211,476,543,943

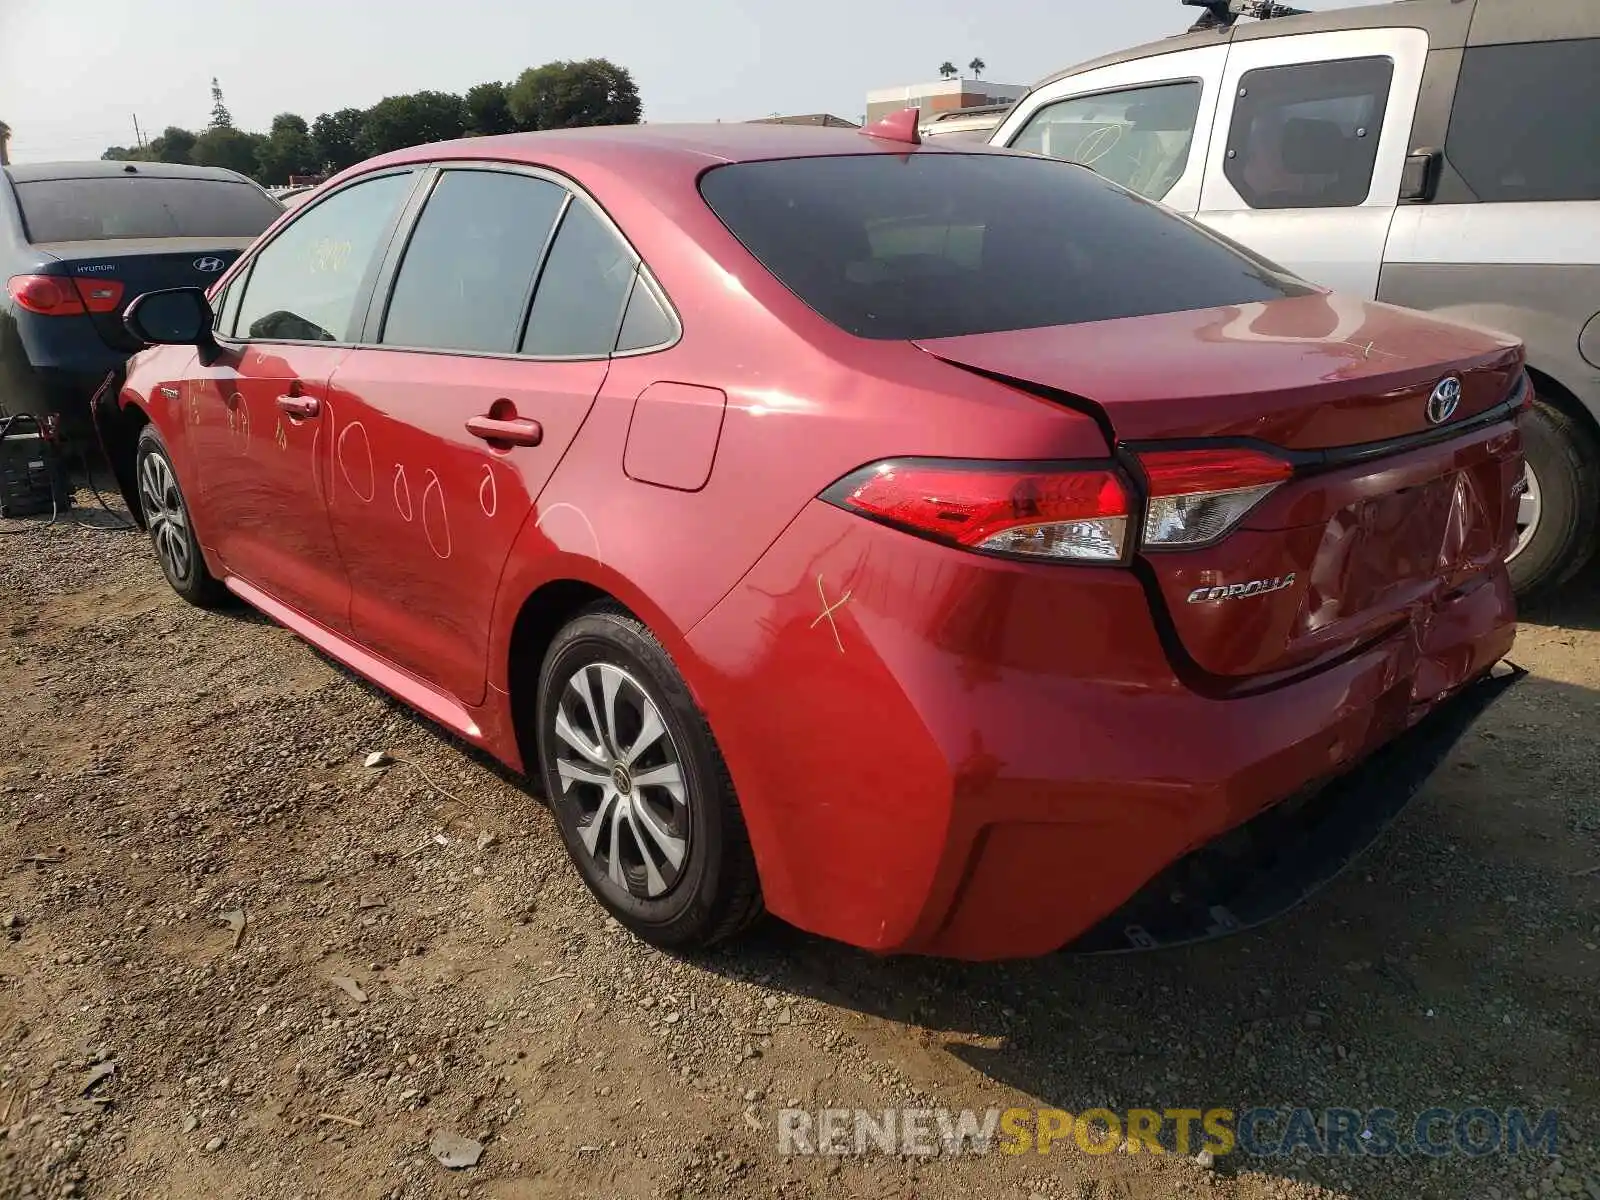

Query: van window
1446,39,1600,204
1010,81,1203,201
1223,57,1394,210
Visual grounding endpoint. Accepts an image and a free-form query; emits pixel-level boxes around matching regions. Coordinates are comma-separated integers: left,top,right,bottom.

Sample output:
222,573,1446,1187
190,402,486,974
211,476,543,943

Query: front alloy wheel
134,424,225,608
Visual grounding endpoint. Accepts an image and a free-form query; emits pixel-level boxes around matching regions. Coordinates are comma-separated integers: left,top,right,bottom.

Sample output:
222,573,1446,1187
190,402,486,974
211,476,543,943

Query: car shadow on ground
1521,554,1600,632
676,668,1599,1196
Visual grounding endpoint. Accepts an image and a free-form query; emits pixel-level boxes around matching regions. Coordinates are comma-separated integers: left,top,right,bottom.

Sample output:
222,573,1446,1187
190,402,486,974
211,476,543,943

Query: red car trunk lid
916,293,1526,682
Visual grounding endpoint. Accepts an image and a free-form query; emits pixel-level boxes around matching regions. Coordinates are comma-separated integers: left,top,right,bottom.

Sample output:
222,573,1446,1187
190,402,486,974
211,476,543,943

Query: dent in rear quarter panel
683,499,1180,952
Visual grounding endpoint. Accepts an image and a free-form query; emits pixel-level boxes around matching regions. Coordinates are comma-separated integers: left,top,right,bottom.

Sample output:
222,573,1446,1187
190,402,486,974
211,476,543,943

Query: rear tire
536,604,763,950
1508,399,1600,599
134,425,226,608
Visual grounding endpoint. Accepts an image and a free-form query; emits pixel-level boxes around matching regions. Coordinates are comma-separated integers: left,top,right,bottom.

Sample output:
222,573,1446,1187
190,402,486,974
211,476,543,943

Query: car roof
3,161,257,185
354,122,1006,181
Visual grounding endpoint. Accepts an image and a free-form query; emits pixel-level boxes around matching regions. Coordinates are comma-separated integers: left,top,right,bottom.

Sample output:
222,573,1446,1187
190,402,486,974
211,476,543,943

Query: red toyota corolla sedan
98,118,1528,960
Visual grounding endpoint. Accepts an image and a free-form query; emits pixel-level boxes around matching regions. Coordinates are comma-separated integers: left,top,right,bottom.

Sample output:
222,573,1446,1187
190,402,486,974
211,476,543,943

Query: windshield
15,176,283,243
698,152,1312,340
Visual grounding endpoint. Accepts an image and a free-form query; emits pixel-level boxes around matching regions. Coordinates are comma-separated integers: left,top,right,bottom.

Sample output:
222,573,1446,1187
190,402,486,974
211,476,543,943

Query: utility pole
132,113,146,149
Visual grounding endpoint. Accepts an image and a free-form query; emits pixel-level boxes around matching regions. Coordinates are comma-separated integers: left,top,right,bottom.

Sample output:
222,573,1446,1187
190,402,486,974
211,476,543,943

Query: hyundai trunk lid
916,292,1526,683
34,237,252,352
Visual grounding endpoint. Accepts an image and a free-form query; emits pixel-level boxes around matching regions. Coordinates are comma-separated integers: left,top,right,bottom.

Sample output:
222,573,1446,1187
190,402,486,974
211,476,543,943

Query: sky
0,0,1386,164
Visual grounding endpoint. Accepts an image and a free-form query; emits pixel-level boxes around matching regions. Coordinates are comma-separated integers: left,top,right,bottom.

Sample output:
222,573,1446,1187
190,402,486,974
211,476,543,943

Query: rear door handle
276,394,320,418
466,415,543,447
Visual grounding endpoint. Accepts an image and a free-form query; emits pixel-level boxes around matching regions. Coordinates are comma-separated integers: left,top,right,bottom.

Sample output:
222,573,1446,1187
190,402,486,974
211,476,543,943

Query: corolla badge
1427,376,1462,426
193,256,226,273
1186,574,1297,604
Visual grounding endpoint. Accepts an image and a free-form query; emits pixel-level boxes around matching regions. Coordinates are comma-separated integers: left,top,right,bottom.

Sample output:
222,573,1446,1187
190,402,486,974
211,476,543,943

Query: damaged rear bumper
1066,660,1526,954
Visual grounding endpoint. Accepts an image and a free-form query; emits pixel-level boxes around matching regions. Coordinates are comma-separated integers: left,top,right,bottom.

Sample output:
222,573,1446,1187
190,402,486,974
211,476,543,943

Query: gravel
1,489,1596,1199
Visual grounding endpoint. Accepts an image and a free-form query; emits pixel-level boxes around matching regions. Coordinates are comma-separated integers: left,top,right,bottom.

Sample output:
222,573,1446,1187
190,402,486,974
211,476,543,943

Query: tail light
1136,447,1293,550
821,459,1131,562
71,278,126,313
7,274,87,316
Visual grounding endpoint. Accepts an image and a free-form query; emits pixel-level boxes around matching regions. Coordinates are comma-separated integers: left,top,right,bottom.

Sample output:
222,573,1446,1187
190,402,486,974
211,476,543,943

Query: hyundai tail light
71,278,126,314
6,274,87,316
1136,447,1293,549
821,459,1131,562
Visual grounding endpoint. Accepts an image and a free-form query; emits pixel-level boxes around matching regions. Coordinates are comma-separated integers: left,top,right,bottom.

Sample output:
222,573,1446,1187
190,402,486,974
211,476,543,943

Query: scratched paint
337,421,375,503
393,464,414,522
478,464,498,518
534,502,602,567
809,573,852,654
421,470,451,560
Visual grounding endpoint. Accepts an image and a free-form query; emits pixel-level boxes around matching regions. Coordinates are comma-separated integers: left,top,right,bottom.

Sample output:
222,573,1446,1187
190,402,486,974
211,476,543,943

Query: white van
992,0,1600,595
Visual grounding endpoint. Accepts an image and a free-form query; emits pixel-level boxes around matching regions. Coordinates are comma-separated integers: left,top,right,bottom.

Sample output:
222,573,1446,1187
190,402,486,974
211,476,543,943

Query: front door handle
466,414,543,447
276,394,321,418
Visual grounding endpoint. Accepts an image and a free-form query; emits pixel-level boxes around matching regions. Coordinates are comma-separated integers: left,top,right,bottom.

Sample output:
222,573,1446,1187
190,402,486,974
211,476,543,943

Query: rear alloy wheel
1507,398,1600,598
537,605,762,949
135,425,226,607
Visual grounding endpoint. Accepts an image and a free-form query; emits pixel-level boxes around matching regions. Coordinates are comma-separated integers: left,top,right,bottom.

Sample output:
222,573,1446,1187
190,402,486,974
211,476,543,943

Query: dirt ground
1,488,1596,1200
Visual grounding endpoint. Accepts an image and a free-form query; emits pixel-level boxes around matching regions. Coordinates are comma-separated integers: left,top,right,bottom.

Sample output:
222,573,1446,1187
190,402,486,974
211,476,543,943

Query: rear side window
12,177,283,243
520,202,636,357
381,170,567,353
234,172,412,343
699,153,1310,341
1447,39,1600,203
1222,57,1394,210
616,271,677,352
1010,81,1202,201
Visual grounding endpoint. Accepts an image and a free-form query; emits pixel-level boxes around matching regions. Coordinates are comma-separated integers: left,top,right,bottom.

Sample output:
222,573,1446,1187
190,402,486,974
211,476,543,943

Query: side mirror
124,288,222,363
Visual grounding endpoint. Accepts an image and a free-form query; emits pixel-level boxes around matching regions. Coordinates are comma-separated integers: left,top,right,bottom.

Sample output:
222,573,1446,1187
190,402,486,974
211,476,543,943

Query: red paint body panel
117,126,1527,959
917,293,1523,447
319,349,607,704
623,383,727,492
187,344,353,629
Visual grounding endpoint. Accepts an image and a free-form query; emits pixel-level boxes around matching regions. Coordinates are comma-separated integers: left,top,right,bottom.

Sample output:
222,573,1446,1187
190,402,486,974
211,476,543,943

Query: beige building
865,78,1027,126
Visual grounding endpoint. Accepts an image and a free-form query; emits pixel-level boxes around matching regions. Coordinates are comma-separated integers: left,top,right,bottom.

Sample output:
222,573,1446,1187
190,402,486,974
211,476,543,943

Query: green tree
256,113,316,183
464,81,515,136
507,58,641,131
209,77,233,129
193,125,265,178
101,145,149,161
359,90,467,156
311,108,367,174
149,126,196,164
968,57,986,78
938,61,958,79
0,121,10,168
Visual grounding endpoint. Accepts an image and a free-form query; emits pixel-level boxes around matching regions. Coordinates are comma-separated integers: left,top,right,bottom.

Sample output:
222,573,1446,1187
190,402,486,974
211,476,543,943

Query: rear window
14,177,283,243
698,152,1311,341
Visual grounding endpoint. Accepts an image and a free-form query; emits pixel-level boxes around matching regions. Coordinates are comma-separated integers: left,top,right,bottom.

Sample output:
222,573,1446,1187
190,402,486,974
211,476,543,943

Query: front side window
381,170,567,353
700,152,1311,341
1010,81,1203,201
519,202,636,357
1223,57,1394,210
233,172,413,343
1447,39,1600,204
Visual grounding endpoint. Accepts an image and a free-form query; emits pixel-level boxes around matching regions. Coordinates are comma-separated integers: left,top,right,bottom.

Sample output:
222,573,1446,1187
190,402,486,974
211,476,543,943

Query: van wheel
1508,399,1600,598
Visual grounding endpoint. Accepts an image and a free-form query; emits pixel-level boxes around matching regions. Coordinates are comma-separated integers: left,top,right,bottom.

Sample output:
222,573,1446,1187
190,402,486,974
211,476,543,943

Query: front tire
536,605,763,950
135,425,226,608
1508,399,1600,598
